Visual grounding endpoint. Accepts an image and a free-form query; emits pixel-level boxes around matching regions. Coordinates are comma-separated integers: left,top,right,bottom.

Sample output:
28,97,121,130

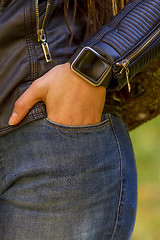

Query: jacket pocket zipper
35,0,52,62
115,28,160,92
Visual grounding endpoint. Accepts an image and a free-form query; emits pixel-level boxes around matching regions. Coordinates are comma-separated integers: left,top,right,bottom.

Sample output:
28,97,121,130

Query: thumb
8,81,44,125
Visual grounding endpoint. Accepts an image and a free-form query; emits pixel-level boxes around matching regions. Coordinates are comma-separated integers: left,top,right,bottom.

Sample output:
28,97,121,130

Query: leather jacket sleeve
70,0,160,91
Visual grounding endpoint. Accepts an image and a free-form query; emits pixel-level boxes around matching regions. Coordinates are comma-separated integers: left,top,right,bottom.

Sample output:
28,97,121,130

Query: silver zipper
35,0,52,62
116,28,160,92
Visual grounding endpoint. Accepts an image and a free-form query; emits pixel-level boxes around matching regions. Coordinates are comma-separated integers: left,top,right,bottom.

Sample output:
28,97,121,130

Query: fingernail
8,112,18,125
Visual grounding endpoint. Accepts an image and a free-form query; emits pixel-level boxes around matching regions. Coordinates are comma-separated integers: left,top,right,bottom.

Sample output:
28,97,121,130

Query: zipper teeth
42,0,50,30
35,0,39,31
117,28,159,92
35,0,50,32
127,28,160,63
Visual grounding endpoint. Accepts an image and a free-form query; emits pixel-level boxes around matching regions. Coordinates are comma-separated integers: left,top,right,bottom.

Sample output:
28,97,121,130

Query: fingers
8,80,45,125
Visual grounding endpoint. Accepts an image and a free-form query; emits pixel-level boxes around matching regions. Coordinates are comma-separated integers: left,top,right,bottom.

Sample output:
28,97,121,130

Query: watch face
72,48,110,85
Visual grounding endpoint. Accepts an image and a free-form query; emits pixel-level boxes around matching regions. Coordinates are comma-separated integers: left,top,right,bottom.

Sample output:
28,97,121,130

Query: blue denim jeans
0,114,137,240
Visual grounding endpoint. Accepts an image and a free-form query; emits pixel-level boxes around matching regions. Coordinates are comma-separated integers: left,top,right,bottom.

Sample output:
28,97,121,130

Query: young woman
0,0,159,239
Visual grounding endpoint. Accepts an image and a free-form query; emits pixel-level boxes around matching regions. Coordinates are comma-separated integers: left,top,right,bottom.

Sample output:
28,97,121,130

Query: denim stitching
43,118,111,132
109,114,123,240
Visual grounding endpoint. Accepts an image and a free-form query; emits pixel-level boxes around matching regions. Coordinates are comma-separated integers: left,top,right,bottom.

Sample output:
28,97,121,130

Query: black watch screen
71,47,111,86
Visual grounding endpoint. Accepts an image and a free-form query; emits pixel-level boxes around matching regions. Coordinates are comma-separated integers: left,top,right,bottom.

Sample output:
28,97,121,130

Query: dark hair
63,0,129,44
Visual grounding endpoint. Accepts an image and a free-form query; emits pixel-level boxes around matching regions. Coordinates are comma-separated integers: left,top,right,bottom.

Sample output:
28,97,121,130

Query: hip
0,113,137,240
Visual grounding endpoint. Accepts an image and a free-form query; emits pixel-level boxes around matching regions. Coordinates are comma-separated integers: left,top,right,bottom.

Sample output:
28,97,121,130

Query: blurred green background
130,116,160,240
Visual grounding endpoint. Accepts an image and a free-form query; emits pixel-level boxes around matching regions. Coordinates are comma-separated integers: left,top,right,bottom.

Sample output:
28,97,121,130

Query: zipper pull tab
37,29,52,63
41,42,52,63
116,59,131,92
126,68,131,92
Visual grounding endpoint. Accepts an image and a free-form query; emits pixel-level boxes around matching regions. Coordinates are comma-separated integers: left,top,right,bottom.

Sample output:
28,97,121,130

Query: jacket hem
0,102,47,136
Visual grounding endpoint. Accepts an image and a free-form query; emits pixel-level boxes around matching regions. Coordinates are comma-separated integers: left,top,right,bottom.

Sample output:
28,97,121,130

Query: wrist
63,62,106,112
64,62,106,92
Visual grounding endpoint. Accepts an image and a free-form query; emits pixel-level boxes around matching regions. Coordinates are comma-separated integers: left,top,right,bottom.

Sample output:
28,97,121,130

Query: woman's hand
9,62,106,126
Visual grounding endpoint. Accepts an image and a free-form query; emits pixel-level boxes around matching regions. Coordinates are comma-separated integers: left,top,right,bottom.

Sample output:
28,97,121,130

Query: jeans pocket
42,113,111,133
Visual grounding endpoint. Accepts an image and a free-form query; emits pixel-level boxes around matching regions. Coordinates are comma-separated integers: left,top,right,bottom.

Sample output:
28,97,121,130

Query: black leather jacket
0,0,160,136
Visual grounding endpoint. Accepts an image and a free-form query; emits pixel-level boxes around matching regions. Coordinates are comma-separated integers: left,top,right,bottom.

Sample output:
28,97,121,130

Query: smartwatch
70,47,112,88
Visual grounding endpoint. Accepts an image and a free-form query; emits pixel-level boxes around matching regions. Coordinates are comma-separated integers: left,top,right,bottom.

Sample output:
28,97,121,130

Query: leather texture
76,0,160,90
0,0,87,135
0,0,159,135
